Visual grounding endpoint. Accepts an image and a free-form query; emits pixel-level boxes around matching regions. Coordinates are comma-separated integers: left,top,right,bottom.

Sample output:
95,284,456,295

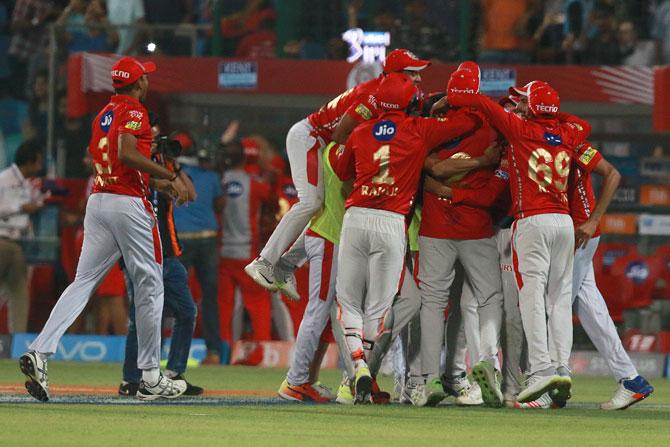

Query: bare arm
423,175,452,199
331,114,359,145
575,157,621,248
424,144,501,179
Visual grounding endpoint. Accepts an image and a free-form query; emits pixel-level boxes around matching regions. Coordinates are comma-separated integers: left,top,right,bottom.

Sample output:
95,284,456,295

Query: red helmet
447,69,480,96
509,80,549,97
375,72,418,111
457,60,481,81
383,49,431,73
527,83,560,116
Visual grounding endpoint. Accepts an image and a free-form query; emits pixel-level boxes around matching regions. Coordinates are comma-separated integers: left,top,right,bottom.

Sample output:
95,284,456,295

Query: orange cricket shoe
278,379,332,403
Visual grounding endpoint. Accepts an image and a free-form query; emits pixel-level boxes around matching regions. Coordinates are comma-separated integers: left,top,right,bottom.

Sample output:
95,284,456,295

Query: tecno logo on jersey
373,120,396,141
536,104,559,113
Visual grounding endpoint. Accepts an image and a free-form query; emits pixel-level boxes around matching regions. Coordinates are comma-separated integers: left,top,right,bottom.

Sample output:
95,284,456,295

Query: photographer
172,135,226,365
119,120,202,396
0,140,46,333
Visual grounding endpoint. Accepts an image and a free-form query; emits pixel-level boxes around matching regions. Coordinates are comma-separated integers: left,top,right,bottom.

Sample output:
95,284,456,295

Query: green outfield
0,359,668,447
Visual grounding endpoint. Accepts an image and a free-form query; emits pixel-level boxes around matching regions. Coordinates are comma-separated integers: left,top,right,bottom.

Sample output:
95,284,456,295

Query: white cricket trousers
496,227,526,396
573,236,637,380
336,207,406,362
418,236,503,380
260,119,324,265
286,234,338,385
512,213,573,376
31,194,164,370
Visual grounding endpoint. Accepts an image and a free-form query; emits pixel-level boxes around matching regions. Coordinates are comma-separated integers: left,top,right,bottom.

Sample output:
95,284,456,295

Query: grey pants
418,236,504,380
31,194,164,370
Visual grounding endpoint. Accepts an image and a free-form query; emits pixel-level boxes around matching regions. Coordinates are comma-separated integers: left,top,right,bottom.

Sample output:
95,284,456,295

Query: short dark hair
14,140,43,166
114,80,139,95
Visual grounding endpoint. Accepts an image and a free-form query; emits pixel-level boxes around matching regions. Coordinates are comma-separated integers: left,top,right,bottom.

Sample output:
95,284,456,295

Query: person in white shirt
0,140,46,332
106,0,145,55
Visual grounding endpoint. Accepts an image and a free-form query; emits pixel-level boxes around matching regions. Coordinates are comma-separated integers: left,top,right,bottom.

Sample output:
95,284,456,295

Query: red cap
528,83,560,116
457,61,481,81
499,94,520,108
111,56,156,88
447,69,480,96
241,137,260,163
383,49,431,73
509,80,549,97
172,132,193,153
375,72,418,111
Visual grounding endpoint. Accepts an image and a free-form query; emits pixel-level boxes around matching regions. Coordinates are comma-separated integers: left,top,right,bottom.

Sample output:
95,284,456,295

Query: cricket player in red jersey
245,49,431,299
331,72,481,403
410,68,506,408
449,81,591,404
21,57,191,401
520,141,654,410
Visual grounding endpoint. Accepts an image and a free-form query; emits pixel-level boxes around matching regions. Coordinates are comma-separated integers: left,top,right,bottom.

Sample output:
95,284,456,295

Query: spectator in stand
55,95,89,178
24,70,49,150
106,0,145,55
0,140,46,333
218,140,276,357
56,0,118,54
235,8,276,58
394,0,452,62
220,0,274,56
528,0,565,63
144,0,193,55
0,2,11,95
652,0,670,65
477,0,534,63
8,0,59,99
284,0,347,59
172,133,226,365
583,1,623,64
617,20,655,66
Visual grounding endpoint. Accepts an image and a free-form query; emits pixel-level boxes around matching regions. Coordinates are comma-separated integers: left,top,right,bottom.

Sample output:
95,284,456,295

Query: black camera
154,135,183,159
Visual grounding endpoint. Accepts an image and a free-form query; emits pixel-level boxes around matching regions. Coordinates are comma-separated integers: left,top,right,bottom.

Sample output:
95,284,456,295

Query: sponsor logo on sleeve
625,261,650,284
124,121,142,131
129,110,144,120
372,120,396,141
495,169,510,181
225,180,244,198
579,146,598,165
100,110,114,132
355,103,372,120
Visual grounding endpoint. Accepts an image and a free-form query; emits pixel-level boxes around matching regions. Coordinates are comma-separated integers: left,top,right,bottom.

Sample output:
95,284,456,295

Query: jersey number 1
372,145,395,185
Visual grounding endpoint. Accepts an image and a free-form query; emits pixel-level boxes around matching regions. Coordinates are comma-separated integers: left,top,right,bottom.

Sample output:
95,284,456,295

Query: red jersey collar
111,94,143,108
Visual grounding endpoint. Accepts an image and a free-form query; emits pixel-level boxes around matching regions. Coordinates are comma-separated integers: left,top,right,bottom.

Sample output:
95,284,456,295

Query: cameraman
120,120,202,396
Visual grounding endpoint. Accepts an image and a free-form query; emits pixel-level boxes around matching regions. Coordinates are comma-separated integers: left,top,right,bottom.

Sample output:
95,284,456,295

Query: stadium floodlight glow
147,42,157,53
342,28,391,64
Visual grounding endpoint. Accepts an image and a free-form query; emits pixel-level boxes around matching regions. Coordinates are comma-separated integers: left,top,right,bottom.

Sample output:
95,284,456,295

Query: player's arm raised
575,156,621,248
448,93,525,142
424,143,501,179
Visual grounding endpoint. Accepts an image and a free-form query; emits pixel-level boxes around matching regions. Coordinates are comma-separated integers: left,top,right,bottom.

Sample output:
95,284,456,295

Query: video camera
154,135,183,159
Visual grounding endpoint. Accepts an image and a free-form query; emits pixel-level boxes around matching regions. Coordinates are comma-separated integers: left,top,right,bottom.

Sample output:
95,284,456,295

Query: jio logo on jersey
625,261,649,284
100,111,114,133
225,181,244,198
373,120,396,141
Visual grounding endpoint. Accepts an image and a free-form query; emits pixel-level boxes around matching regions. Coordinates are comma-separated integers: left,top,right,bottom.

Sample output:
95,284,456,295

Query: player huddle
19,50,654,410
245,49,655,410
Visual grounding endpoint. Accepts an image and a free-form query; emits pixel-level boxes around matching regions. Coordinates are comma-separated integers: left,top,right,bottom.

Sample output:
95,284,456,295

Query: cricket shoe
513,392,560,410
275,268,301,301
244,257,278,291
354,367,373,404
371,378,391,405
472,360,504,407
552,367,572,405
172,374,204,396
312,381,335,400
601,376,654,410
136,374,187,401
278,379,331,403
411,378,446,407
19,351,49,402
517,374,562,403
118,381,140,396
456,382,484,406
441,372,471,398
336,375,354,405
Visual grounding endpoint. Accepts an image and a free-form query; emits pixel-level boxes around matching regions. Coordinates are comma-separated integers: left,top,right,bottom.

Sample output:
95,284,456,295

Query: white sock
142,368,160,386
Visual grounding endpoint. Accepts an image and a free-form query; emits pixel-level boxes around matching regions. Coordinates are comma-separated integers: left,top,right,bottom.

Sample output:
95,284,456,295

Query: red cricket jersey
568,141,603,237
449,94,591,219
90,95,152,197
308,77,383,141
332,110,479,216
420,108,498,239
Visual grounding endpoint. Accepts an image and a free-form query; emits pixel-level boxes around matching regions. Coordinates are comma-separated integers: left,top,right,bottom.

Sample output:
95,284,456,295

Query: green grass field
0,359,668,447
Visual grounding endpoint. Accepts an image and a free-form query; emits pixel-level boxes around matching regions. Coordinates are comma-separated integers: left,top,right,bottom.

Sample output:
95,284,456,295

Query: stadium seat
610,254,664,310
653,245,670,300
